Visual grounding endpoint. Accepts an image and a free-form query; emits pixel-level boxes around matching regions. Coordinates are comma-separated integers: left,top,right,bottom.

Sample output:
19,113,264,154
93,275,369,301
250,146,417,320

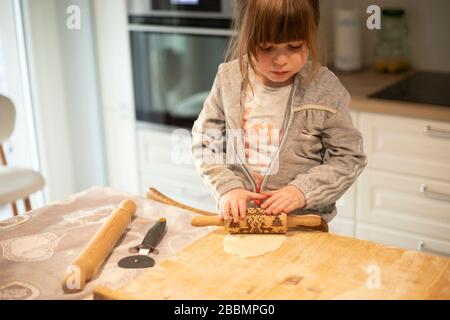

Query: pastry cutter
118,217,167,269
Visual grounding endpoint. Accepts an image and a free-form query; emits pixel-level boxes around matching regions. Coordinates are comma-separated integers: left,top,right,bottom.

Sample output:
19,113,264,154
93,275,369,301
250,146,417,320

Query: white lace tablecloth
0,187,215,300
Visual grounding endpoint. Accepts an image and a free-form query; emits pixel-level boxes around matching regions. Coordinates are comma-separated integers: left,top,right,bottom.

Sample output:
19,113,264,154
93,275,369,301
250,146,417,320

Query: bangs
247,0,315,55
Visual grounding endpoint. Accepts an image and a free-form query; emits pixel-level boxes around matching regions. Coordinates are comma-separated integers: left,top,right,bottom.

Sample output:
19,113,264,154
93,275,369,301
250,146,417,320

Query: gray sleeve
191,64,246,203
288,90,368,210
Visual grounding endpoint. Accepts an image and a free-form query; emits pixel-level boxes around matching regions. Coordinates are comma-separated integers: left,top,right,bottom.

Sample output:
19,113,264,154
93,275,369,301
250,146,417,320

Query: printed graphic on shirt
242,78,292,189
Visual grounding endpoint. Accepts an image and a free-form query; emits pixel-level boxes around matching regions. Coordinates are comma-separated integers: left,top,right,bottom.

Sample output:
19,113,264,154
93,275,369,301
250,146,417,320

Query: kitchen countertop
333,68,450,122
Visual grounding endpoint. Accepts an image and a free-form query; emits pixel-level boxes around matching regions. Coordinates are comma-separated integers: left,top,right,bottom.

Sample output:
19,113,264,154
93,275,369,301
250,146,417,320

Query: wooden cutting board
93,228,450,299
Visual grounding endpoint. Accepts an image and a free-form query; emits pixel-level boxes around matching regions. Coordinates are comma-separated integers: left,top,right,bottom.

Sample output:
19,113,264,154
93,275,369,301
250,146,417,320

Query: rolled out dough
223,234,287,258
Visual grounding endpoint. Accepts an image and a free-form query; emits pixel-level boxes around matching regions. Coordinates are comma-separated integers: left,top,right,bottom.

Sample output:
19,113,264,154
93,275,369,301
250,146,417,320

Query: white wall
91,0,139,194
22,0,107,202
320,0,450,72
55,0,107,191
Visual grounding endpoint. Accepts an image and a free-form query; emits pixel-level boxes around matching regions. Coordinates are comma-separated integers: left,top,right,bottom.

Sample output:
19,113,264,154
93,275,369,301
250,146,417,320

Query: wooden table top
94,228,450,300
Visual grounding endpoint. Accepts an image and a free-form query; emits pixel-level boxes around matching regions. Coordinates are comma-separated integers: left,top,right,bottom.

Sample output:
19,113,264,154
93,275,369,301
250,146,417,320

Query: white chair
0,95,45,216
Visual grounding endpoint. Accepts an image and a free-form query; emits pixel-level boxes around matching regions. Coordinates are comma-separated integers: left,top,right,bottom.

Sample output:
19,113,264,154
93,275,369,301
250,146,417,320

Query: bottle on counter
333,5,362,72
375,8,411,73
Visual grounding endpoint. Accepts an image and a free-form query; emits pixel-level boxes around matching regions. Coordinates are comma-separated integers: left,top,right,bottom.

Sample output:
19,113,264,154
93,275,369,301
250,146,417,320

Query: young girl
191,0,367,225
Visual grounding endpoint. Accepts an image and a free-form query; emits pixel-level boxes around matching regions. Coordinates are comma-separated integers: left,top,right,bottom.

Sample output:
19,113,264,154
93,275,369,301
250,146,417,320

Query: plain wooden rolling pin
62,200,136,293
193,207,322,234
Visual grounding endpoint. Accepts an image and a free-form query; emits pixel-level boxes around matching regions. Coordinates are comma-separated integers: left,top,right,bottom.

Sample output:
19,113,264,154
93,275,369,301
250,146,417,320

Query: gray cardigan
191,59,368,222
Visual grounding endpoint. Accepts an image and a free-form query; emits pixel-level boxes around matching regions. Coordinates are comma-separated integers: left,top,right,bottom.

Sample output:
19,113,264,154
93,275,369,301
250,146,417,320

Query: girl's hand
260,186,306,215
219,188,268,223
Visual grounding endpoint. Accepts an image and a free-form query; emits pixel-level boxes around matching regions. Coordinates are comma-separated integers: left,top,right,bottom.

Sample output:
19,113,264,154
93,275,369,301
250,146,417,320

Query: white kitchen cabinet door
329,184,357,236
356,223,450,257
329,217,355,237
137,126,217,212
359,112,450,181
137,127,196,176
336,184,356,219
356,168,450,245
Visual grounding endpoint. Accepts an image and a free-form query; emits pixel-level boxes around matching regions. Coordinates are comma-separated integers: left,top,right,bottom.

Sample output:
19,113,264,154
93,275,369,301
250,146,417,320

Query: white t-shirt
242,72,293,190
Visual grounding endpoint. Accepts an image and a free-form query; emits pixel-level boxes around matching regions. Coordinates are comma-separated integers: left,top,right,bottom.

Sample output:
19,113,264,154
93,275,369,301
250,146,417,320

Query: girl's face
253,41,309,88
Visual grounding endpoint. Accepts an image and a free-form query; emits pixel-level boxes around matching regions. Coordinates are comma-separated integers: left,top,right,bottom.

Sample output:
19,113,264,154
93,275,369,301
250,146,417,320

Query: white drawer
140,173,217,213
356,168,450,241
329,217,355,237
336,185,356,219
359,113,450,181
137,127,195,173
356,223,450,257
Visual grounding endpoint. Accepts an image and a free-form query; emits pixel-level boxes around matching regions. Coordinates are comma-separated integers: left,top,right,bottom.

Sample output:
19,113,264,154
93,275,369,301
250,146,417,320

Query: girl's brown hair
226,0,321,93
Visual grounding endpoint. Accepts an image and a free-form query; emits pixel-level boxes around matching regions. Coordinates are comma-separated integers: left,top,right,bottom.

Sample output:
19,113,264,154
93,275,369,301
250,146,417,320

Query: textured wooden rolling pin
147,187,327,233
192,207,322,234
62,200,137,293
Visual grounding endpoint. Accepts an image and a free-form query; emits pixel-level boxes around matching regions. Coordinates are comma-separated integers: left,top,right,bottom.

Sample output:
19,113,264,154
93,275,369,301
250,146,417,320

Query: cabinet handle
416,240,449,257
424,125,450,138
416,240,424,251
420,184,450,202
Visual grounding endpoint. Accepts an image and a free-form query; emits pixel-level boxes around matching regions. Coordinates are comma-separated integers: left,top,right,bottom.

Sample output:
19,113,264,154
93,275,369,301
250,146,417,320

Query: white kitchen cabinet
328,216,355,237
354,111,450,257
359,113,450,181
356,169,450,243
329,185,356,237
356,223,450,257
137,125,197,175
137,126,217,212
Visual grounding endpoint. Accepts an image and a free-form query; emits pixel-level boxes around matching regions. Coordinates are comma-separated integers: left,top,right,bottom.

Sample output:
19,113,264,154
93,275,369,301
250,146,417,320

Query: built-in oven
128,0,235,129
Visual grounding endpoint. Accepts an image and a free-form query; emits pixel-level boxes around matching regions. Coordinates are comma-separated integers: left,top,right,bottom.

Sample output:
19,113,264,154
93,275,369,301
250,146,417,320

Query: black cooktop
369,71,450,107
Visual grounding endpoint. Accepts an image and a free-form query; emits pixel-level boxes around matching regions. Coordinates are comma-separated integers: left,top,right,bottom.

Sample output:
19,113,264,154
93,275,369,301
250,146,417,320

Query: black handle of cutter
141,218,167,249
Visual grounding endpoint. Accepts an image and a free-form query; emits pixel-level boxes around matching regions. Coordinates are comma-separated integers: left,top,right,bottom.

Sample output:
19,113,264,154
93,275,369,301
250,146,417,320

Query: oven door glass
131,31,229,129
